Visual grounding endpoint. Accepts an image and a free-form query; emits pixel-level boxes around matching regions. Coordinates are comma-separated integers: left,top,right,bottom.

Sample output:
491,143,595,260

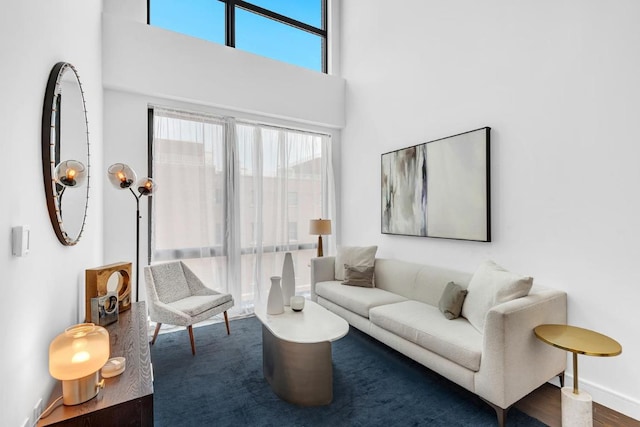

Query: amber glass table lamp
49,323,110,405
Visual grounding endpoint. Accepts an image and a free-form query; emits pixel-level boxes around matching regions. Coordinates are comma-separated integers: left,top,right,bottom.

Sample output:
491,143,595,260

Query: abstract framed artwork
381,127,491,242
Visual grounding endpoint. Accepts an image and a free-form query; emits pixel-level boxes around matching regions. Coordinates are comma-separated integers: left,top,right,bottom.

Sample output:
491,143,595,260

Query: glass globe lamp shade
54,160,87,188
137,177,157,196
107,163,137,190
49,323,110,405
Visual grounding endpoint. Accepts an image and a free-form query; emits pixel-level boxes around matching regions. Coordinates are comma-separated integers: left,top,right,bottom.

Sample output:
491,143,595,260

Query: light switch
12,225,30,257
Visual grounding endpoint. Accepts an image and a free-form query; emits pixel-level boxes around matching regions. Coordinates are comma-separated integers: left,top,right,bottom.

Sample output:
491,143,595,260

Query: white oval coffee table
255,299,349,406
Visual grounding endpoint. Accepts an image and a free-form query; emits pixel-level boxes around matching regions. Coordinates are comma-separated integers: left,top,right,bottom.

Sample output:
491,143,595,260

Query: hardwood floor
515,383,640,427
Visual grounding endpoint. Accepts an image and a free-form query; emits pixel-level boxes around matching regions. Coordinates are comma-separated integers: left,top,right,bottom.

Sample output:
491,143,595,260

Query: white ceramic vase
281,252,295,306
267,276,284,315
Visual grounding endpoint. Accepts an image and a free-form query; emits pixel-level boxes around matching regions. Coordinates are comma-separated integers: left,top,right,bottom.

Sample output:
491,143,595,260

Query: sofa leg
558,371,565,388
484,400,509,427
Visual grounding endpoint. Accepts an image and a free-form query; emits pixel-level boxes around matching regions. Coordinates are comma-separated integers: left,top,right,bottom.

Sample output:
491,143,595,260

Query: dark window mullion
322,0,327,72
235,0,327,38
225,0,236,47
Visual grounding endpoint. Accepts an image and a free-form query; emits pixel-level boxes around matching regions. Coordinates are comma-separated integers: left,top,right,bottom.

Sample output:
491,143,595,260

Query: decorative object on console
290,296,305,312
41,62,91,246
90,292,119,326
281,252,295,306
49,323,110,405
267,276,285,315
85,262,132,322
309,219,332,257
101,357,126,378
381,127,490,242
107,163,157,302
334,245,377,281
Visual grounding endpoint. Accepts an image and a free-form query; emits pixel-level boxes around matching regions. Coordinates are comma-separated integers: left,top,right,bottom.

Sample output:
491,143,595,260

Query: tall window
151,107,334,316
148,0,327,73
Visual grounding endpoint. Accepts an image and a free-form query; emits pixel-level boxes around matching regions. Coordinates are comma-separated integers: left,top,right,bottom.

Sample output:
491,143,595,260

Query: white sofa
311,256,567,426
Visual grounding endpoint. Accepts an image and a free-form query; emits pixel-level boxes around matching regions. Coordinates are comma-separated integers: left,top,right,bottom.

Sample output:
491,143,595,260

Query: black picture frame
381,127,491,242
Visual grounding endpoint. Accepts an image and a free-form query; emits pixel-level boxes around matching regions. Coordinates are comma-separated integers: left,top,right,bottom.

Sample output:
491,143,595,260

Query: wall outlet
32,398,43,426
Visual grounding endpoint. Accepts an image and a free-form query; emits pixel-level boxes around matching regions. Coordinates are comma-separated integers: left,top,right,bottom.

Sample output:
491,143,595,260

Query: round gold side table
534,324,622,427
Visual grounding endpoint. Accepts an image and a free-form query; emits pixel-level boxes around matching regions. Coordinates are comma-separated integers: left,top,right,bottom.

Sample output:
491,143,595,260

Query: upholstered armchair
144,261,234,355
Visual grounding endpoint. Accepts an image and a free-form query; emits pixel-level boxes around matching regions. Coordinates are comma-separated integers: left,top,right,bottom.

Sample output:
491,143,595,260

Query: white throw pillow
334,246,378,280
461,260,533,332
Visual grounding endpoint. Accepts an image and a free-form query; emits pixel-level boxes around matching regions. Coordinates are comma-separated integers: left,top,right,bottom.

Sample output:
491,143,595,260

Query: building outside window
150,107,334,315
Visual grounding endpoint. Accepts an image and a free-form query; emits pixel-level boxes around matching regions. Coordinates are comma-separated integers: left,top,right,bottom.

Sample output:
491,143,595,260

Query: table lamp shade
49,323,110,381
309,219,331,257
309,219,331,236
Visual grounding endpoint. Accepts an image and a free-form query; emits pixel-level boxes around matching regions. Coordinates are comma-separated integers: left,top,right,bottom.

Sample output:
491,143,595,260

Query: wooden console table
39,301,154,426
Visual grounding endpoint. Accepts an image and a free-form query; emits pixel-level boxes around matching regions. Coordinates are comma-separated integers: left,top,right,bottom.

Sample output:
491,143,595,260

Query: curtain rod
149,104,331,138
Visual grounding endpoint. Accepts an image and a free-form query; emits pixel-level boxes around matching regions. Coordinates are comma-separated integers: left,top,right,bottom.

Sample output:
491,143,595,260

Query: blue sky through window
149,0,323,72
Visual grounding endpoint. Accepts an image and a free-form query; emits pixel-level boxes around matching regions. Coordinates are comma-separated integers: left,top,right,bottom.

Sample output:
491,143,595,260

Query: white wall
102,13,345,129
0,1,103,426
340,0,640,419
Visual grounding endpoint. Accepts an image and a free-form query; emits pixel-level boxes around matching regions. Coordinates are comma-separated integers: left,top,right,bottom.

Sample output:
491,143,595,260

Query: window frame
147,0,328,73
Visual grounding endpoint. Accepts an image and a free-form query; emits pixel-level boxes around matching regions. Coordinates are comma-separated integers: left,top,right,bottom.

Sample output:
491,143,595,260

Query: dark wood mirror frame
41,62,90,246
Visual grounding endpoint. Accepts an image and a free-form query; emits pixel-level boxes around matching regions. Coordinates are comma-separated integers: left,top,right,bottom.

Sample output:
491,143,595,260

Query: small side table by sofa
534,324,621,427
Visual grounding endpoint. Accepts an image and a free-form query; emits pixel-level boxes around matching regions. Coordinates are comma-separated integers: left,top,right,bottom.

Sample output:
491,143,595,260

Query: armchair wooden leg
558,371,565,388
224,311,230,335
188,325,196,355
151,323,162,345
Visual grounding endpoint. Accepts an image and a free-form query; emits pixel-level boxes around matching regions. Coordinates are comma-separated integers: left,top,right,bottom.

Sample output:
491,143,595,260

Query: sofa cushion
169,293,233,317
462,260,533,332
370,300,482,371
438,281,468,320
315,280,407,318
335,246,377,280
342,264,375,287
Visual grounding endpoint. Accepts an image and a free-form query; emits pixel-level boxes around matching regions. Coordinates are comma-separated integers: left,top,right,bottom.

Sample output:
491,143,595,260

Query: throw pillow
341,264,375,288
461,260,533,332
438,281,468,320
334,246,378,280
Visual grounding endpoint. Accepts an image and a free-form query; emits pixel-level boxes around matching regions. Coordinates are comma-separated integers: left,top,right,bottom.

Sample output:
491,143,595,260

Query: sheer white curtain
151,107,334,316
237,123,334,305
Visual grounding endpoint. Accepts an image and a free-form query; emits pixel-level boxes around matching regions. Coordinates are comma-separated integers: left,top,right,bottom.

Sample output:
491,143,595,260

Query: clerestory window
148,0,327,73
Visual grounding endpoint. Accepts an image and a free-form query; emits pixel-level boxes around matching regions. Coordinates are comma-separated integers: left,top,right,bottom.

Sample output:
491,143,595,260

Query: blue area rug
151,316,546,426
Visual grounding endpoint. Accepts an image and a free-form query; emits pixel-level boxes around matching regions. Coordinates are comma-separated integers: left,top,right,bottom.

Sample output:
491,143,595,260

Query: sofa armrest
310,256,336,302
475,287,567,409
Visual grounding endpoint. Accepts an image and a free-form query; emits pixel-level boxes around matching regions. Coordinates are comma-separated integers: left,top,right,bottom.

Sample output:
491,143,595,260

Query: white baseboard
563,373,640,421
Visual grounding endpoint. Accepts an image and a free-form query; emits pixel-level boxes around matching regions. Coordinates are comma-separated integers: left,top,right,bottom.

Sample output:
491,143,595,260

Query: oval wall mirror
41,62,90,246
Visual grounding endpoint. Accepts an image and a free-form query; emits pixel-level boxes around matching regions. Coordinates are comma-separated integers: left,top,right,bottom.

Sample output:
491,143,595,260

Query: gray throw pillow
438,281,468,320
335,246,378,280
341,264,375,288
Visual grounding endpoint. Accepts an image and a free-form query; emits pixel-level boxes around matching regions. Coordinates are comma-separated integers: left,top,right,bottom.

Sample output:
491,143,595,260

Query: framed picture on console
381,127,491,242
